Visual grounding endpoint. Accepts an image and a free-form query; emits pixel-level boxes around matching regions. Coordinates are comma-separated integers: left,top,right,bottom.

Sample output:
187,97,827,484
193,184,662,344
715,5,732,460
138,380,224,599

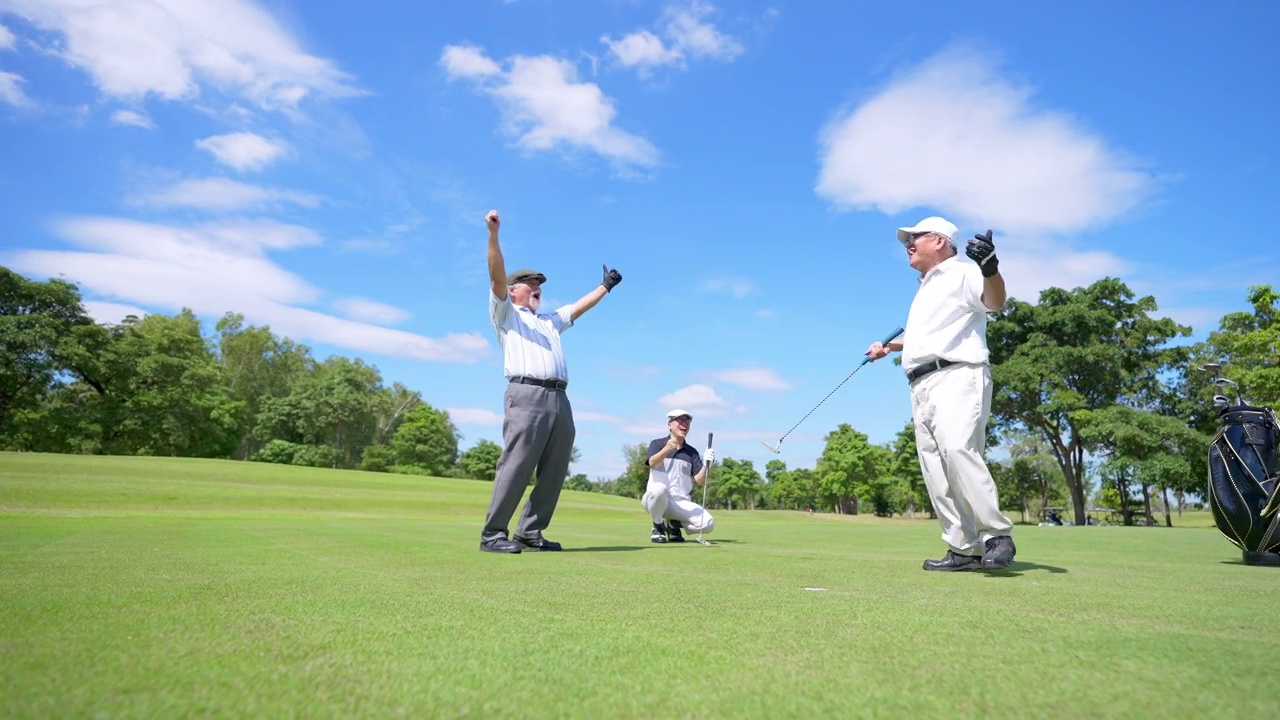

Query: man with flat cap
479,209,623,553
864,216,1016,572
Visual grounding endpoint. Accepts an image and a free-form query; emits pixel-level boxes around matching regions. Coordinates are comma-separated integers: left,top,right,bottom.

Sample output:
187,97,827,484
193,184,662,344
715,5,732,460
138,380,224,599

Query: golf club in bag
763,326,904,453
1206,391,1280,566
697,432,713,546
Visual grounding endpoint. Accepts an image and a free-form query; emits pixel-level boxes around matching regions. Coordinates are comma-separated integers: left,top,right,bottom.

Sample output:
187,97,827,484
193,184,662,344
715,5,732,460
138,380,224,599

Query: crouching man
642,409,715,543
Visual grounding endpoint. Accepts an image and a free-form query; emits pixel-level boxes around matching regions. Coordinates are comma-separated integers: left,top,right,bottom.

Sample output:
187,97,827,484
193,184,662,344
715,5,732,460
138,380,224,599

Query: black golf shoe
666,520,686,543
514,535,562,552
650,523,668,543
981,536,1016,570
922,549,982,572
480,537,522,554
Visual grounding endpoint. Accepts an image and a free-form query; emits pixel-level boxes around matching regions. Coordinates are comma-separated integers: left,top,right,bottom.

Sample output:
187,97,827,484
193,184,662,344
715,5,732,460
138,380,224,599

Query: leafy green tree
389,404,460,475
564,473,593,492
215,313,311,459
359,444,395,473
254,356,385,468
716,457,763,510
815,423,883,514
459,439,502,481
987,277,1191,525
886,422,930,518
0,268,100,443
613,443,650,499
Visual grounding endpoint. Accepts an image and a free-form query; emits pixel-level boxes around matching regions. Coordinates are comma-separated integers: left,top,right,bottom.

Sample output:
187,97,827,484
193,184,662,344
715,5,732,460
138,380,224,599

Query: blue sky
2,0,1278,480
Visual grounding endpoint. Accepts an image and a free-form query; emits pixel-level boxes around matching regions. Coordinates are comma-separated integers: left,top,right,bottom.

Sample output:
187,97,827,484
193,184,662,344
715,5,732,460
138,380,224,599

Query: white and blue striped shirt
490,292,574,381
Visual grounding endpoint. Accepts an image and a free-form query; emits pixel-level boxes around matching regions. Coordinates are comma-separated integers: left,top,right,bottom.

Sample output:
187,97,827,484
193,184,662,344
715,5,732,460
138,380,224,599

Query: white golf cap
666,408,693,421
896,216,959,243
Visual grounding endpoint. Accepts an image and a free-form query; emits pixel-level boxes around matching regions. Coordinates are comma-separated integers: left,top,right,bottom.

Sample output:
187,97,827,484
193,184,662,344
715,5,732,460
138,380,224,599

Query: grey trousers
482,382,576,542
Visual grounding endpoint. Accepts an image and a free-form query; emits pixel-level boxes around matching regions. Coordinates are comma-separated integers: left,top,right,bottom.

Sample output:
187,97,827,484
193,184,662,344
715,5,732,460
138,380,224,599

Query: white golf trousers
641,481,715,533
910,362,1012,555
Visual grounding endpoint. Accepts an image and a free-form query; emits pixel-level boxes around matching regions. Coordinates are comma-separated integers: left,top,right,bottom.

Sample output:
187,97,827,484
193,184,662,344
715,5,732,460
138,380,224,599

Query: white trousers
641,481,715,534
910,363,1012,555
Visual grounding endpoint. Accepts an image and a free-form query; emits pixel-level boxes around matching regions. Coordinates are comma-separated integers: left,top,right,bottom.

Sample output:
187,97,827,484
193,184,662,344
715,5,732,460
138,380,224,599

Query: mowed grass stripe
1,453,1276,719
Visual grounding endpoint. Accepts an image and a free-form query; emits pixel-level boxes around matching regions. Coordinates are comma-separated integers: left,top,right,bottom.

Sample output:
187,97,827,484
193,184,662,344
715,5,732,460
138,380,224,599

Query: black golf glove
602,264,623,292
966,230,999,277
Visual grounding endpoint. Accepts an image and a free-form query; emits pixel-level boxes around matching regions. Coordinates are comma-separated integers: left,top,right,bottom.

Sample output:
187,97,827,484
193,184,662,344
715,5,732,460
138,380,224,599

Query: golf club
1212,377,1243,405
762,326,904,453
1212,394,1230,407
697,432,713,546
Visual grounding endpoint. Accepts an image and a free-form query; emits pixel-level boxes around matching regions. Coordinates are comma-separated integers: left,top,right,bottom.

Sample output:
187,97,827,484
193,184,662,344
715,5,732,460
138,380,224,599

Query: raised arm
486,210,507,301
570,264,623,321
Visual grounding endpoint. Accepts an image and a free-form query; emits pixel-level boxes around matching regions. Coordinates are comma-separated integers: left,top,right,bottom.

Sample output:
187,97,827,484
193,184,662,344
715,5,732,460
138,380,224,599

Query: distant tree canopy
4,266,1273,524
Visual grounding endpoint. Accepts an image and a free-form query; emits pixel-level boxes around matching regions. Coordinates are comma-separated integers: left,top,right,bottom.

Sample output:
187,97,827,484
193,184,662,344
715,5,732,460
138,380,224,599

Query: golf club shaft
769,326,904,449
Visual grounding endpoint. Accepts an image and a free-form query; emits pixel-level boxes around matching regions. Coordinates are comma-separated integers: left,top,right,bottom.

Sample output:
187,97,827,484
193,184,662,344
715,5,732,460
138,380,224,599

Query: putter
697,432,713,546
763,326,904,453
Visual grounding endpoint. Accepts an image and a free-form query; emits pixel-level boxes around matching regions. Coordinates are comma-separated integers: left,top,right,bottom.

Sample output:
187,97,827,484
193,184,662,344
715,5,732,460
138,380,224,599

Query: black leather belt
906,359,957,384
509,376,568,391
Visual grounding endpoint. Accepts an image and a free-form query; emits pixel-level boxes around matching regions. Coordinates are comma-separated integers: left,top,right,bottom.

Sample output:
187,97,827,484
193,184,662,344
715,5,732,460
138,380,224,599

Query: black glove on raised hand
602,264,623,292
966,230,999,278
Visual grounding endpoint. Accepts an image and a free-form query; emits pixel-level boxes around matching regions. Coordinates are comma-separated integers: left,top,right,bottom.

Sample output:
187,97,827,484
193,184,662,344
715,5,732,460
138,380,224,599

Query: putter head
1199,362,1221,374
761,440,781,454
695,538,712,546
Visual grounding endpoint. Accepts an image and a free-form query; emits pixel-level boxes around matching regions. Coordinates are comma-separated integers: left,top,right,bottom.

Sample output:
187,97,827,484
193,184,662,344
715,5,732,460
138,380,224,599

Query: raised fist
485,210,500,233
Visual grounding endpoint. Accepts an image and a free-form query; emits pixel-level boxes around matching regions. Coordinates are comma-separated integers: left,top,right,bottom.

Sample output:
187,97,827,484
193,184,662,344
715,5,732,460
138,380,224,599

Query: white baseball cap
896,216,959,244
666,409,693,421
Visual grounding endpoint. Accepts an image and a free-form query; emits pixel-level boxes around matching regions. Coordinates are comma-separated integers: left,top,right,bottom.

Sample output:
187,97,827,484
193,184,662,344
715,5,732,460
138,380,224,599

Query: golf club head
1199,362,1221,374
1212,378,1239,389
1212,394,1230,407
695,538,712,546
761,440,781,454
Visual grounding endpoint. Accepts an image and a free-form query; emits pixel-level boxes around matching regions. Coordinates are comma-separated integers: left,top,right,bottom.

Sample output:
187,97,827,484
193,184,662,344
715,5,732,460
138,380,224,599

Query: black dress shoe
923,549,982,572
666,520,686,543
480,537,522,554
514,536,562,552
981,536,1016,570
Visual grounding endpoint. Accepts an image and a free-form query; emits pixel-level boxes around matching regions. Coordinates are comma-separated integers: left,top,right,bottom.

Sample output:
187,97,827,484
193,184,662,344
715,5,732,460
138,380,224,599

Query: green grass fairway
2,453,1276,719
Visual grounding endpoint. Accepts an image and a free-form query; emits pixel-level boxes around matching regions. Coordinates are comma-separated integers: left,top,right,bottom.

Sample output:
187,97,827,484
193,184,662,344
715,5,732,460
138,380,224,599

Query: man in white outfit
642,409,715,543
865,217,1016,572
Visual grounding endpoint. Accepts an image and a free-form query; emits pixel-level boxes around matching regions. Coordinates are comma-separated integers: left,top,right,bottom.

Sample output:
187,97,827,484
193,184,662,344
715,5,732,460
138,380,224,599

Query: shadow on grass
982,560,1069,577
562,546,651,553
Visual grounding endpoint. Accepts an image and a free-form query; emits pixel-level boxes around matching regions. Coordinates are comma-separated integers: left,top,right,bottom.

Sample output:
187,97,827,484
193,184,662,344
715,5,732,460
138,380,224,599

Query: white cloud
332,297,411,325
701,276,756,299
83,300,148,325
658,383,735,416
602,2,742,74
994,236,1132,303
0,70,30,106
440,44,659,171
110,109,154,128
445,408,503,426
816,46,1153,236
0,23,15,50
663,2,743,61
133,177,321,211
3,0,360,109
711,367,790,391
340,238,399,255
601,30,682,73
196,132,287,171
1,217,489,364
439,44,501,79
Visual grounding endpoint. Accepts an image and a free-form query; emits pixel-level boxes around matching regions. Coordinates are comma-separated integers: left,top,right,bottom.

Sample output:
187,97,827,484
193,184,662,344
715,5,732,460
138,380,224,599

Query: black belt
509,376,568,391
906,359,958,384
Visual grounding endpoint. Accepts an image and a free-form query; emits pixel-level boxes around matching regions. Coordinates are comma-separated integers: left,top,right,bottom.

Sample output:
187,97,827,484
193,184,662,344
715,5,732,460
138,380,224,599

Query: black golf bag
1207,403,1280,565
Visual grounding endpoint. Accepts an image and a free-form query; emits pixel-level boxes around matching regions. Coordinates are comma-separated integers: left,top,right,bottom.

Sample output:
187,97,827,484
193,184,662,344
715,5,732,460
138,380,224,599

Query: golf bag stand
1207,402,1280,566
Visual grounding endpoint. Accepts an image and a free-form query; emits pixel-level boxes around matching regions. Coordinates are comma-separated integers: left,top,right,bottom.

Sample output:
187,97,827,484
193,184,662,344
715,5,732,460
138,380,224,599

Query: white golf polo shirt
900,256,990,374
490,292,573,381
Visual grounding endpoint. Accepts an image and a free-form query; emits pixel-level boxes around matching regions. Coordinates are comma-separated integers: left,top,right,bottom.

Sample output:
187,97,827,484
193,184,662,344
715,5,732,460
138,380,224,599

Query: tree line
4,267,1277,526
586,279,1279,528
